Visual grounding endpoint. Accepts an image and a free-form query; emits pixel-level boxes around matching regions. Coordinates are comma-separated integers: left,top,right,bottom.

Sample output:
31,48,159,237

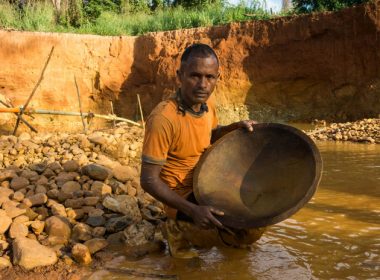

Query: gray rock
45,216,71,245
105,216,133,233
56,172,79,186
63,160,80,172
91,181,112,196
47,189,60,199
123,220,155,247
61,181,81,194
20,170,38,180
84,238,108,254
42,168,55,178
64,198,84,208
72,223,92,241
84,196,99,206
35,176,48,186
81,164,111,181
86,216,106,227
10,177,29,191
13,237,57,269
51,203,67,217
92,227,106,238
102,195,142,222
66,208,85,220
47,162,62,172
71,243,92,265
112,166,138,183
23,193,48,206
30,162,47,174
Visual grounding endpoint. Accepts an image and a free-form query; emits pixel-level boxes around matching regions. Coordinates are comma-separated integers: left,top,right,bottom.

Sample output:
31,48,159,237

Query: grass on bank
0,0,275,36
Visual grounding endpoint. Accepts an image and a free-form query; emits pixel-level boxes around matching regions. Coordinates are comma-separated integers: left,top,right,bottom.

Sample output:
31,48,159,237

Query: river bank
0,124,167,279
0,118,379,279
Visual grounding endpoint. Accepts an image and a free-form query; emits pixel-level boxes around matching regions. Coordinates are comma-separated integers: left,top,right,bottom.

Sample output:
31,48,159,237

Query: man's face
178,55,219,108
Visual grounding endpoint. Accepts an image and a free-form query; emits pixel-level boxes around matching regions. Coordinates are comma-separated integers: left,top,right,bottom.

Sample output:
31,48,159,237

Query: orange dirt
1,2,380,132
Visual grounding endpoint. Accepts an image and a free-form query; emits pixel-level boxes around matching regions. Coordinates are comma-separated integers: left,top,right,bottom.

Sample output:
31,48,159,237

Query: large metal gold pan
193,123,322,229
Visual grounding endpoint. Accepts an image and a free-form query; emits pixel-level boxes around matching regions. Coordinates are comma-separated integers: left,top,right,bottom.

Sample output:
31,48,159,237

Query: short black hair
180,43,219,70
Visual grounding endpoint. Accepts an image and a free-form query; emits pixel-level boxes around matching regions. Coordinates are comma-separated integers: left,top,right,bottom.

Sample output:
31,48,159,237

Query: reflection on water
94,141,380,280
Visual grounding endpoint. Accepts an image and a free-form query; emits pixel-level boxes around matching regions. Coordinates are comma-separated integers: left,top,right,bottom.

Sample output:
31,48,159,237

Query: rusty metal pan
193,123,322,229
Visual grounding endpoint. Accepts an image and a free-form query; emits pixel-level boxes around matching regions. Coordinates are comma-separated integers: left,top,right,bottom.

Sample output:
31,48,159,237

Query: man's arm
140,162,224,229
211,120,256,143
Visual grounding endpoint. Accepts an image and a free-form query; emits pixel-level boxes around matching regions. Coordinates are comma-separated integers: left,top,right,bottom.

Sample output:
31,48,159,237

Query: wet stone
105,216,133,233
71,243,92,265
84,238,108,254
72,223,92,241
45,216,71,245
86,216,106,227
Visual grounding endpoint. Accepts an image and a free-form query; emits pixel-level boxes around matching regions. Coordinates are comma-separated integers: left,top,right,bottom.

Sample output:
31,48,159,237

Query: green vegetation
292,0,370,13
0,0,372,36
0,0,273,35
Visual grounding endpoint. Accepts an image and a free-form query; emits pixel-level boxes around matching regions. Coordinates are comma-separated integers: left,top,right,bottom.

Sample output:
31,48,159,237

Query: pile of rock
307,118,380,144
0,125,143,170
0,125,165,271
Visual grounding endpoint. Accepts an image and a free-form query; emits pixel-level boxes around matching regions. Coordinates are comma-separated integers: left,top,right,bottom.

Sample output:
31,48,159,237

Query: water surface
93,141,380,280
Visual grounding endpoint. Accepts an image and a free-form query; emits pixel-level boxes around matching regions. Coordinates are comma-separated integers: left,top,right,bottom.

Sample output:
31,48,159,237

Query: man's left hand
238,120,257,132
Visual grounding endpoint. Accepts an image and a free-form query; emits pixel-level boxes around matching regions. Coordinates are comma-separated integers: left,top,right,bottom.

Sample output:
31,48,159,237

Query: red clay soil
1,2,380,132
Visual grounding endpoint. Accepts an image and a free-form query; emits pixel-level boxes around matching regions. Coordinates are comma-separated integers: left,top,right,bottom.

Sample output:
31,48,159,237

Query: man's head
177,43,220,111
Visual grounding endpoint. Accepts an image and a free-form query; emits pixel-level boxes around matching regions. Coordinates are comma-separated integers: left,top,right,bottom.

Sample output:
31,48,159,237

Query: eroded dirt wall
1,2,380,132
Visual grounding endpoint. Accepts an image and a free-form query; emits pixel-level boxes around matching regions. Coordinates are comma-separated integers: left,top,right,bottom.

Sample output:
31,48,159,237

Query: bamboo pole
13,46,55,135
137,94,145,129
0,107,142,127
74,75,87,133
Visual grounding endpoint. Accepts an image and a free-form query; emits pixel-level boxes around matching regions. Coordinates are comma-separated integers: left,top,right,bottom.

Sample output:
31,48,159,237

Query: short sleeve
142,114,173,165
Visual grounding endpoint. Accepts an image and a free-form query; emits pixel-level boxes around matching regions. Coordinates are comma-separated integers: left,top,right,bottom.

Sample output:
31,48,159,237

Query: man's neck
176,90,208,116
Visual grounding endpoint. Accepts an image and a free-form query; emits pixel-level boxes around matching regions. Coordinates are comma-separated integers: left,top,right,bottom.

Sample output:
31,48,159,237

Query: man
140,43,264,258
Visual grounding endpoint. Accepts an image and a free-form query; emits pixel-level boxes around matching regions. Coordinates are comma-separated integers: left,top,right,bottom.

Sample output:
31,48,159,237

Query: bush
292,0,370,13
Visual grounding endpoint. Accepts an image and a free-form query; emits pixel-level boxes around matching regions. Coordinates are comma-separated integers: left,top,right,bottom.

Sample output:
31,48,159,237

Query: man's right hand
190,205,224,229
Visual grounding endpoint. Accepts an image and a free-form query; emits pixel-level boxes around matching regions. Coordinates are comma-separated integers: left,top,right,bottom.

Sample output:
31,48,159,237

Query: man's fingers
209,215,224,229
210,208,224,216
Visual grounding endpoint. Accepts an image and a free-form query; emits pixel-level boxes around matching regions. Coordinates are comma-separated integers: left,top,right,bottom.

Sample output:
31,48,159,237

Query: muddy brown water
90,140,380,280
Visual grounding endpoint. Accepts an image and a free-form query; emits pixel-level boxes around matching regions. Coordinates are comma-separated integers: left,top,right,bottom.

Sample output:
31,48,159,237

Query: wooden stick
0,101,37,133
137,94,145,129
13,46,55,135
74,75,87,133
110,100,116,128
1,107,142,127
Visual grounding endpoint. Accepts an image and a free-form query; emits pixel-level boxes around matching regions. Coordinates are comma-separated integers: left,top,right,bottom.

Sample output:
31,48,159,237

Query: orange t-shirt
142,97,218,191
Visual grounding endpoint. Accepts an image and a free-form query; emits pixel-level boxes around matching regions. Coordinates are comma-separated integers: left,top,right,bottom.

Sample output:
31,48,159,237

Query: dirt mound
1,2,380,132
